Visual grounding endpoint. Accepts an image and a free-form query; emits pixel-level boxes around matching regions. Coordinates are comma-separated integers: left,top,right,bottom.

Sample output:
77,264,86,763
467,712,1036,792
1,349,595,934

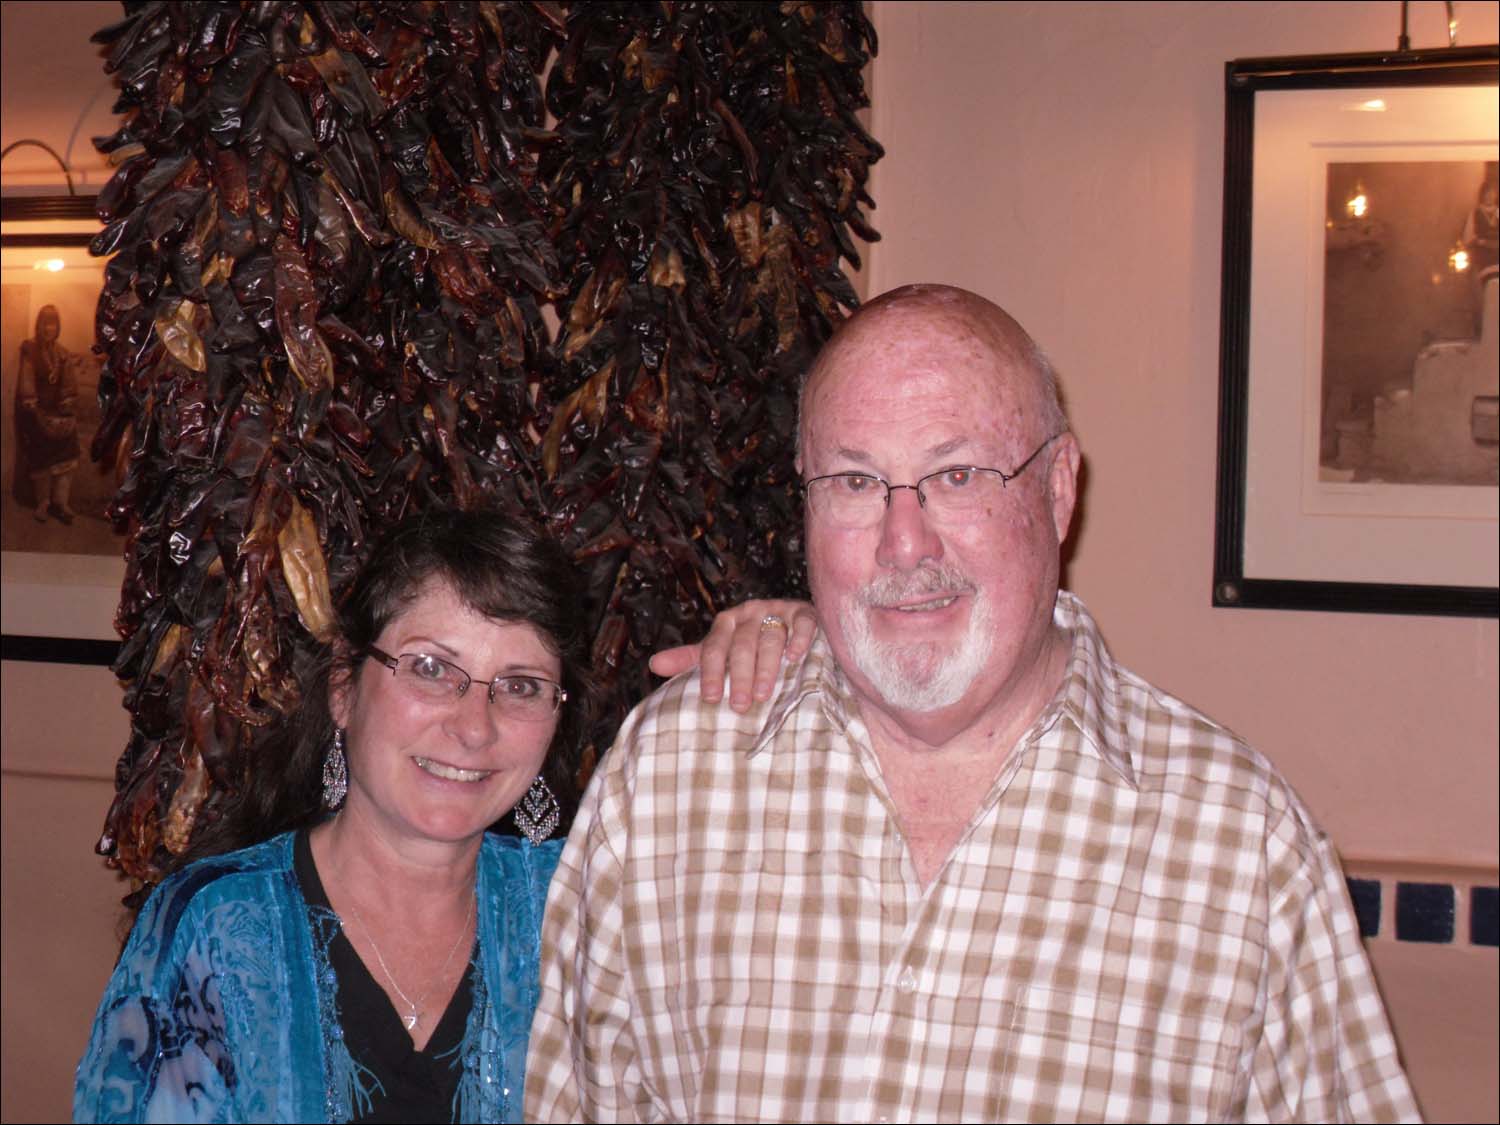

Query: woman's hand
649,600,817,713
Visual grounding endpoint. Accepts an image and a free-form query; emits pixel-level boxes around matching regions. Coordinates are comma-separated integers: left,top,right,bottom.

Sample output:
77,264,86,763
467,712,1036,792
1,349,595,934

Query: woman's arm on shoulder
649,599,818,713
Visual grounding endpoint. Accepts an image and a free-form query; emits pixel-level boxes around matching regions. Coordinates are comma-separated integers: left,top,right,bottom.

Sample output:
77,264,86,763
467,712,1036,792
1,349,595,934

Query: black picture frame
1,193,122,666
1214,46,1499,618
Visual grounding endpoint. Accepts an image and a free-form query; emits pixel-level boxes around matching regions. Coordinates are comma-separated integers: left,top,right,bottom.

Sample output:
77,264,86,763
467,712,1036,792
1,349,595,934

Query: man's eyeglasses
802,433,1062,530
365,646,567,721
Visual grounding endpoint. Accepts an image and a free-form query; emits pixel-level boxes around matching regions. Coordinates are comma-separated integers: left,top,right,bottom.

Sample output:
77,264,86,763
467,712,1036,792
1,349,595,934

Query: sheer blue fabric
73,832,562,1123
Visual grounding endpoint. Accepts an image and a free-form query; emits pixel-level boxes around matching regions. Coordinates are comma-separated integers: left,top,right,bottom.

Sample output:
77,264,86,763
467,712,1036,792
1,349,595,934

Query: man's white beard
838,564,994,712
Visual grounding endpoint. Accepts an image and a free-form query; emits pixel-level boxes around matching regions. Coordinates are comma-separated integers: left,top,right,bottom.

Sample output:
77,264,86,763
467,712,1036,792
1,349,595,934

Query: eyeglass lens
384,652,562,718
808,469,1007,527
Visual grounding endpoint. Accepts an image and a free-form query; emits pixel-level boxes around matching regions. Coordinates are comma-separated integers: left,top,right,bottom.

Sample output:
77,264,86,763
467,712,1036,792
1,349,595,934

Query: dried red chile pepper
87,0,878,892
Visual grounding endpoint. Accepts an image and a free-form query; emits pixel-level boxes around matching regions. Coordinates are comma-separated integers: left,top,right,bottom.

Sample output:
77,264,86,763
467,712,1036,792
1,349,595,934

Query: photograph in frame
1319,159,1498,490
1215,47,1500,617
1,197,125,653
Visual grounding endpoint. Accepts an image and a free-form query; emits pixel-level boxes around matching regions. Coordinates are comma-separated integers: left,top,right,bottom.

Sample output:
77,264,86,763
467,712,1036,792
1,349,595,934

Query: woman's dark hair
183,507,593,862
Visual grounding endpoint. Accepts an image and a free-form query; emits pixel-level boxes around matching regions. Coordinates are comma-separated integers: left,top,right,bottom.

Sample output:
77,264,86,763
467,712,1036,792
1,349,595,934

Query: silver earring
322,728,348,810
513,775,559,846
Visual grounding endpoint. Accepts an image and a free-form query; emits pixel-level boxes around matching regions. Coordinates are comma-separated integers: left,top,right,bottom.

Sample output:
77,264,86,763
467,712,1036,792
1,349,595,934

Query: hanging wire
0,138,77,195
64,78,117,180
1398,1,1459,51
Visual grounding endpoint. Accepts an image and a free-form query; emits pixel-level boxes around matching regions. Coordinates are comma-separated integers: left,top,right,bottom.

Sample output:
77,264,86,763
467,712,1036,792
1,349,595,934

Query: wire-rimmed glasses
365,646,567,721
802,432,1062,530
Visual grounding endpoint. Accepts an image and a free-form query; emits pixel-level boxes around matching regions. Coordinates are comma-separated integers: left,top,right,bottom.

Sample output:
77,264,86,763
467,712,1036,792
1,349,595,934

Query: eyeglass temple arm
1004,434,1061,484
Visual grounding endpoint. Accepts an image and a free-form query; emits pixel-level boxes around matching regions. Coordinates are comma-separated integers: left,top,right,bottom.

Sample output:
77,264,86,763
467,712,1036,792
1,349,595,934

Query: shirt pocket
1000,984,1244,1124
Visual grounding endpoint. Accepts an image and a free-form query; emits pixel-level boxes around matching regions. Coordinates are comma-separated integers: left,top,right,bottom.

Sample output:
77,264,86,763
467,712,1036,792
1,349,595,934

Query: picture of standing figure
12,304,81,523
1461,173,1499,277
1,262,119,559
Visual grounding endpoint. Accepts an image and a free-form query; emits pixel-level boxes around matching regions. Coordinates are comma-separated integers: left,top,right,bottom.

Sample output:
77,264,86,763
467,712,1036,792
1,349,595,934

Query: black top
293,828,476,1124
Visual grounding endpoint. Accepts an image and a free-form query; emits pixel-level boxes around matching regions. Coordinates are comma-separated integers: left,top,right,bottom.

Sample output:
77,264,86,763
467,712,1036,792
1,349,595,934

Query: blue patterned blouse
73,832,562,1123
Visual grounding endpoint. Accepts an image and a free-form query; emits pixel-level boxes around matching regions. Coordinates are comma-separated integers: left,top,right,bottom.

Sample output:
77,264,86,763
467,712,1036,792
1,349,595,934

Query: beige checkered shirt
525,592,1420,1123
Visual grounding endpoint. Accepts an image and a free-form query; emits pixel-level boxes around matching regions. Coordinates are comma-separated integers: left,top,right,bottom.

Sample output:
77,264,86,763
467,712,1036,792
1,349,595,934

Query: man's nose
875,484,944,570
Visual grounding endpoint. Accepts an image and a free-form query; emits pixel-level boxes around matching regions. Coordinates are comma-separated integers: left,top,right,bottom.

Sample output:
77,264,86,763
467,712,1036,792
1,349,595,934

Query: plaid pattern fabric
525,593,1420,1123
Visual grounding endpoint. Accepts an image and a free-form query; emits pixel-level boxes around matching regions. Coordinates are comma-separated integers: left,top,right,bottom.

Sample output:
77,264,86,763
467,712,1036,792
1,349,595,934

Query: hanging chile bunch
88,1,564,889
539,1,881,761
85,0,880,893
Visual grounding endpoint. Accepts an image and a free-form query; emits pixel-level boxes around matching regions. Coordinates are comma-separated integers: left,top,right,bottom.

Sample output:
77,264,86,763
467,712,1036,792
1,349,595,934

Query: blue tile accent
1395,882,1455,943
1472,886,1499,947
1346,877,1381,938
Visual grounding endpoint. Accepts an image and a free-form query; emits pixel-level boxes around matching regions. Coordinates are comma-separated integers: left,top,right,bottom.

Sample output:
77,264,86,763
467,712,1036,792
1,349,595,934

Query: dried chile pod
204,28,272,146
276,496,335,642
271,234,334,387
153,298,209,374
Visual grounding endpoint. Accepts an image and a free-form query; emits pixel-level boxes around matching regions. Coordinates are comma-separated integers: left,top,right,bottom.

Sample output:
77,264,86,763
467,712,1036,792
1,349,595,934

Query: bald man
525,286,1419,1123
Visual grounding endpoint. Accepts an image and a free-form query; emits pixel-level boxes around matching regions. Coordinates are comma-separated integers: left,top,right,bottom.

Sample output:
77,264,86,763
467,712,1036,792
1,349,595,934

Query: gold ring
760,614,788,632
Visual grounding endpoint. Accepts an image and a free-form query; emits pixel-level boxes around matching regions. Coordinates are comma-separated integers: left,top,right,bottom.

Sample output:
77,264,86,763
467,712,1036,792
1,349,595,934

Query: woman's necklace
342,883,477,1032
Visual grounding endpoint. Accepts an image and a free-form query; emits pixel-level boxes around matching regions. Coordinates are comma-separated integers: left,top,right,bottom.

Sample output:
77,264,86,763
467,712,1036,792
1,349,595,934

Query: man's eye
940,469,974,488
838,474,881,494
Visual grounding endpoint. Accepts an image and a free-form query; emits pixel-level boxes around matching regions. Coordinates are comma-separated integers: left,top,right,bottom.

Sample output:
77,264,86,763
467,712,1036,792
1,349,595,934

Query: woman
12,304,81,523
74,507,811,1123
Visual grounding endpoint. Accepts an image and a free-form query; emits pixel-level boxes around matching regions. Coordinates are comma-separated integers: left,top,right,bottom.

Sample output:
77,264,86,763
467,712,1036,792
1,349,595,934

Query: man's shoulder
1117,665,1269,772
1059,595,1305,820
1099,649,1321,849
598,640,834,783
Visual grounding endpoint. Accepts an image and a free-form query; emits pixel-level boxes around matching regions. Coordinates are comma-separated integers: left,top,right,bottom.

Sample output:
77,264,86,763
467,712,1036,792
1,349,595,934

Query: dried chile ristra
88,1,564,885
537,3,879,756
88,1,876,892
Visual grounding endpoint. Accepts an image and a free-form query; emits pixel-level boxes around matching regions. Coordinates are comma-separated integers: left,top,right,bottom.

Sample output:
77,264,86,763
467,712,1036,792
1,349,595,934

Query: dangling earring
513,775,559,846
322,728,348,810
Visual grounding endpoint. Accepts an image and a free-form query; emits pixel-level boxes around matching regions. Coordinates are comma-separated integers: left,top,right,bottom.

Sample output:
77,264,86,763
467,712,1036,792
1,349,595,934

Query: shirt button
896,966,917,993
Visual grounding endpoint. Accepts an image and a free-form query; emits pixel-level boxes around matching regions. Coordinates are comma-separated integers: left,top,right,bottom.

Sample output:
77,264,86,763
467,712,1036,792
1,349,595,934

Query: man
525,285,1420,1122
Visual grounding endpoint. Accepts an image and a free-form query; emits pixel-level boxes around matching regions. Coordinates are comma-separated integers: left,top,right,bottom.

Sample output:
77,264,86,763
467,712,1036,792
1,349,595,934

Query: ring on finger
760,614,788,632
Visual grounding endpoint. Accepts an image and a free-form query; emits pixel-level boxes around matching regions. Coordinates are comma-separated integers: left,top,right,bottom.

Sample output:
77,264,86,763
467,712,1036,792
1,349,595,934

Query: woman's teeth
414,757,492,782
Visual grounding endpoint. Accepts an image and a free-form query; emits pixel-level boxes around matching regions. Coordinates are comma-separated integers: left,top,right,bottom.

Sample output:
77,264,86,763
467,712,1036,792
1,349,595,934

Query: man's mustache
857,564,977,608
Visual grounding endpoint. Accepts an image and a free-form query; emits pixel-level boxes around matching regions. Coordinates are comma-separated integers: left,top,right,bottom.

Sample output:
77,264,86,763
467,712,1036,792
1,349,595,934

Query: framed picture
1,195,122,664
1214,46,1499,617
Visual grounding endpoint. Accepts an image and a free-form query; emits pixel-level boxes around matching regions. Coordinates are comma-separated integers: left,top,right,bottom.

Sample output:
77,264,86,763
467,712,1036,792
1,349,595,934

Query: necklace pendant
402,1012,419,1031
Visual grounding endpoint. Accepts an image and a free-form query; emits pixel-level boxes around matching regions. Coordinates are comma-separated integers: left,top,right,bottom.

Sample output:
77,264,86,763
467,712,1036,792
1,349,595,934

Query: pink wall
864,0,1499,866
862,7,1499,1114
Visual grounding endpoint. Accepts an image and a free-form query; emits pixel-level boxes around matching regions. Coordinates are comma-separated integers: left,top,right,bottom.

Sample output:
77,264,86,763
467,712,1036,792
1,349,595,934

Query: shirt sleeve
1245,807,1422,1123
524,755,653,1123
73,882,238,1124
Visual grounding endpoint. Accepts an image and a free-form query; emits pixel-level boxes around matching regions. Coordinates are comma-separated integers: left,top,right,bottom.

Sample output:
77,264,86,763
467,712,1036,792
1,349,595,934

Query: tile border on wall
1343,860,1499,949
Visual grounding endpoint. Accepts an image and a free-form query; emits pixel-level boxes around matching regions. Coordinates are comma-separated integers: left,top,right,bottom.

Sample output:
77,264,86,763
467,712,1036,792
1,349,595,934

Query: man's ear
1046,432,1082,545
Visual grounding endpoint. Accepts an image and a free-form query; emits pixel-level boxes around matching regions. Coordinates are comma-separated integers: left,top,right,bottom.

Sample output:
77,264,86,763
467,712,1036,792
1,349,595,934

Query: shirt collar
749,591,1137,791
1041,591,1138,789
749,633,851,756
